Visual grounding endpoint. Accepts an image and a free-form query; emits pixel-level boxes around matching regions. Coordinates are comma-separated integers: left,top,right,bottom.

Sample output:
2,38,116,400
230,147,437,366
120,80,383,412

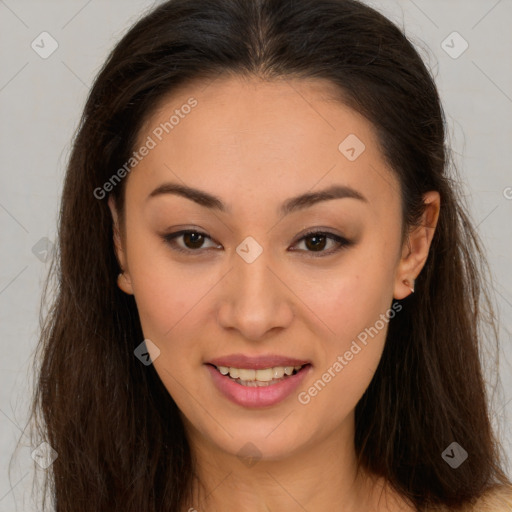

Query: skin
109,75,440,512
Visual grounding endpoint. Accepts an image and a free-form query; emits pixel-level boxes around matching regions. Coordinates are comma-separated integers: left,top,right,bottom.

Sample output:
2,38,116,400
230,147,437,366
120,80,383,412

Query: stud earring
404,278,415,293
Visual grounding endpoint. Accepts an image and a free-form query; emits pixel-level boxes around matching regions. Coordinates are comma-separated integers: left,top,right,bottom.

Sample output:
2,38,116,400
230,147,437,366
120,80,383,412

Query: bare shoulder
374,479,512,512
461,484,512,512
410,484,512,512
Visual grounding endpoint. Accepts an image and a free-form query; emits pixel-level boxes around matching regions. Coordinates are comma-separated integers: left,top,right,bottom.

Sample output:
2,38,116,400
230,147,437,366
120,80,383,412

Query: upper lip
206,354,311,370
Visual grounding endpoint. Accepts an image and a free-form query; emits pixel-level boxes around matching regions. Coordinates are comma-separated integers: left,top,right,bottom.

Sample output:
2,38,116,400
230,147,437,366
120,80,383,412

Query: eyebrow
147,182,367,215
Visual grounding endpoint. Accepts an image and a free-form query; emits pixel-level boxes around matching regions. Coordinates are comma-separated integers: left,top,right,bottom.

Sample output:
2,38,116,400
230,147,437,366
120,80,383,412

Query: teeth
217,365,304,382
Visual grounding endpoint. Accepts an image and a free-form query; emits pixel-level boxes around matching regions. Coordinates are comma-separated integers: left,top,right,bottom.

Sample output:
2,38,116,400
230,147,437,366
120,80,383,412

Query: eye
291,230,352,256
161,228,353,256
162,230,220,254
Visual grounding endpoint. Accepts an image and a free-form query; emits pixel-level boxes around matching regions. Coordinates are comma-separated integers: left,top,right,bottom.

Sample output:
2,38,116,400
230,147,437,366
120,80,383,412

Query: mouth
205,361,313,407
206,363,311,387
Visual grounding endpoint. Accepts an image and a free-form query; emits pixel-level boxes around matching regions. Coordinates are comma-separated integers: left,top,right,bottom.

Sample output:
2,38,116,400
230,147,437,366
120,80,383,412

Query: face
109,75,439,463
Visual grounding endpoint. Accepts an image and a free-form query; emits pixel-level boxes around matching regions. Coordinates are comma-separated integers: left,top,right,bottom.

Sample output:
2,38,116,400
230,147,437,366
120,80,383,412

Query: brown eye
292,231,353,256
182,231,206,249
162,229,352,257
162,230,219,254
304,233,328,252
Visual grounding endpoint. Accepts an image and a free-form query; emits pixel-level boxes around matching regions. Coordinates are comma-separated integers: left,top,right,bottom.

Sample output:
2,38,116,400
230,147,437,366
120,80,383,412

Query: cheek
293,247,397,411
296,249,396,347
123,223,214,337
296,284,391,427
131,261,219,343
128,254,217,401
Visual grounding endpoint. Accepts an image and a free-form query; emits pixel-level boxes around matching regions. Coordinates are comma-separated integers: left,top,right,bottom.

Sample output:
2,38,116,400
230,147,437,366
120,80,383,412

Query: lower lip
205,363,312,408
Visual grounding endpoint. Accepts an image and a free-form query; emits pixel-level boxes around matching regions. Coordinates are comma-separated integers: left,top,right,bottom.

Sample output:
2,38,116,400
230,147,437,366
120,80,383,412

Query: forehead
128,75,399,214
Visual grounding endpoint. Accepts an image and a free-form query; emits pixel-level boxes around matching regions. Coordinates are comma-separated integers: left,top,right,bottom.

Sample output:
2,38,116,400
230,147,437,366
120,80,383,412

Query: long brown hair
17,0,510,510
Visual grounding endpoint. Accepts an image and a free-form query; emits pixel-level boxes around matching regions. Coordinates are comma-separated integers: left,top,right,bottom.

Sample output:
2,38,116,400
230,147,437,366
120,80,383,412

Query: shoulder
423,484,512,512
462,484,512,512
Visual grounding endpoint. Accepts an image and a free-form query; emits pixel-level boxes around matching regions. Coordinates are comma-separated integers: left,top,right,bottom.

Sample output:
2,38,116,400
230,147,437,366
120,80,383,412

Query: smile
205,363,312,407
213,364,305,386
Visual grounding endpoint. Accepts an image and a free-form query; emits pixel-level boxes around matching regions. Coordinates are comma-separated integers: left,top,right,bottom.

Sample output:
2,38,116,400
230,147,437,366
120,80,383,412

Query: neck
181,411,400,512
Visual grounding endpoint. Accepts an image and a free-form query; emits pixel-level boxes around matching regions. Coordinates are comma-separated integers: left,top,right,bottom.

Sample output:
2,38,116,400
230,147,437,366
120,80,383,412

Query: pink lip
205,363,312,408
207,354,311,370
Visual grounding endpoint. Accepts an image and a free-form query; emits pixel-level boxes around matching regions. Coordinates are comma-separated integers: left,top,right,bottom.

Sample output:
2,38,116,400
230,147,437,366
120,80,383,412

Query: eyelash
161,229,353,257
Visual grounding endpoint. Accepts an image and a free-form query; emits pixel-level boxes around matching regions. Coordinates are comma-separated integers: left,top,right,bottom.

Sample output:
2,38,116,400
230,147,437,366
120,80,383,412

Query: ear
108,195,134,295
393,191,440,300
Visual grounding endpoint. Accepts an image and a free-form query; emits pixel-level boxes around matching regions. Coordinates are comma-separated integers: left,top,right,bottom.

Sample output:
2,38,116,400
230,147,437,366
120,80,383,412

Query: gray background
0,0,511,510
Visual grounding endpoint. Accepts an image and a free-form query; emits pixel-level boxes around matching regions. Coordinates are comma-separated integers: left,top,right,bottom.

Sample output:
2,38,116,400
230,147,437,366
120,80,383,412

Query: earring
404,278,415,293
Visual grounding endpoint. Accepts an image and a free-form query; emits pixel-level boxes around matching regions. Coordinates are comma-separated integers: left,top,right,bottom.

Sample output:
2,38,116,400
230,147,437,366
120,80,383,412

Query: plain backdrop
0,0,511,510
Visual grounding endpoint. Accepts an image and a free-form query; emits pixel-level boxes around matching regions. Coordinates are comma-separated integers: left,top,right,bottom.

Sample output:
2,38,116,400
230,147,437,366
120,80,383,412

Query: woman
24,0,512,510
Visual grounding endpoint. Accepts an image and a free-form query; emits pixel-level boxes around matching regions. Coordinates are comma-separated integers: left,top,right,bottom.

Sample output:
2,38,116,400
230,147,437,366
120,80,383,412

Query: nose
216,243,294,341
